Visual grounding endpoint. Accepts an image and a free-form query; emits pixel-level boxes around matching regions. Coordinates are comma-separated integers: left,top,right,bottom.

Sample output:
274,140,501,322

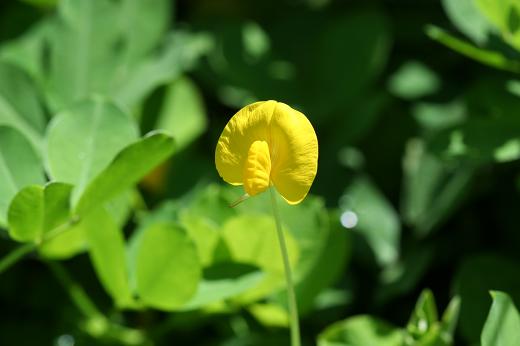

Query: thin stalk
0,242,35,275
0,217,79,276
46,261,102,319
269,187,301,346
47,261,148,346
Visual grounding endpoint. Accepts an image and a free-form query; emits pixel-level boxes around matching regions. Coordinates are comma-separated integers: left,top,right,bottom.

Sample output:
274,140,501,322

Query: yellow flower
215,100,318,204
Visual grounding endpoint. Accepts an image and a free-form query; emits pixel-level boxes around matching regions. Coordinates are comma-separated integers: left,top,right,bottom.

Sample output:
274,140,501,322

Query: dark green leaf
340,177,400,266
454,254,520,344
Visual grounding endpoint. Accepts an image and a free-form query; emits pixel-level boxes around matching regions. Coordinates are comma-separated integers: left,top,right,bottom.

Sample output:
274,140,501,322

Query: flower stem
269,187,301,346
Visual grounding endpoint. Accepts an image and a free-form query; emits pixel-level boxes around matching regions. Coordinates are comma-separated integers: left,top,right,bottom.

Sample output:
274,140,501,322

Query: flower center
243,140,271,196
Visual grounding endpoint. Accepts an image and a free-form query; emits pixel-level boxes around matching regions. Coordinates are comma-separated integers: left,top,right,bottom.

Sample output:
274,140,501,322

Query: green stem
0,242,35,275
47,260,149,346
0,217,79,276
46,261,102,319
269,187,301,346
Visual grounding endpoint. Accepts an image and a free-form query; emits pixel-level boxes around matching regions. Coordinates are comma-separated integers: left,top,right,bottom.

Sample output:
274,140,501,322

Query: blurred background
1,0,520,345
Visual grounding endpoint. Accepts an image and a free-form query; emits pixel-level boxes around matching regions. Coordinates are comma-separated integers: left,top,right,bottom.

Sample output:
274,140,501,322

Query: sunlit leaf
481,291,520,346
133,221,201,310
0,126,44,226
182,262,264,311
441,0,496,44
154,76,207,151
0,62,45,153
75,132,175,215
114,31,213,109
84,207,133,307
8,182,72,242
45,98,139,203
221,214,299,275
317,315,404,346
406,289,438,340
39,223,87,259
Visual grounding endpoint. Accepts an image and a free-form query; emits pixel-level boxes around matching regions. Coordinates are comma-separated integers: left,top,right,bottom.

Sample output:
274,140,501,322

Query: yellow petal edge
215,100,318,204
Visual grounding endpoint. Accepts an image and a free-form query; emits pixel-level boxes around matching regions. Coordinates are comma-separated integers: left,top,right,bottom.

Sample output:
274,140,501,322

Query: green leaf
474,0,520,51
133,221,201,310
406,289,439,340
218,213,299,304
221,214,299,275
230,190,330,281
441,296,461,340
44,0,123,110
475,0,510,31
388,61,441,100
115,0,171,64
249,303,290,327
178,212,221,267
18,0,176,112
340,177,400,266
154,76,207,151
45,98,139,202
0,62,45,153
401,139,474,236
441,0,496,44
454,254,520,344
114,31,213,109
138,184,236,267
317,315,404,346
84,207,133,307
38,223,87,259
291,214,350,314
38,191,132,260
8,182,72,242
182,262,265,311
75,132,175,215
481,291,520,346
412,101,466,132
426,25,520,73
0,126,45,226
0,20,51,88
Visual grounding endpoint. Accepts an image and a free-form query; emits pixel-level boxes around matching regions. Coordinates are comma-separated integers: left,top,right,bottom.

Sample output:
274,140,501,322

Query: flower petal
215,100,318,204
243,140,271,196
270,102,318,204
215,101,276,185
